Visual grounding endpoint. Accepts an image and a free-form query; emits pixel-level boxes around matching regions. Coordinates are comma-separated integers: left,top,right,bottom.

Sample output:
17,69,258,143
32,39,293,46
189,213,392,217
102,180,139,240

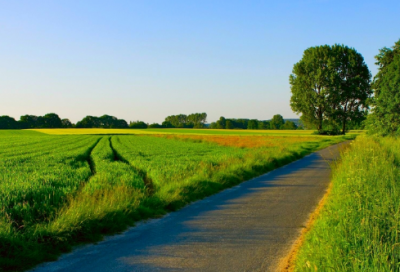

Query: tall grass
294,136,400,271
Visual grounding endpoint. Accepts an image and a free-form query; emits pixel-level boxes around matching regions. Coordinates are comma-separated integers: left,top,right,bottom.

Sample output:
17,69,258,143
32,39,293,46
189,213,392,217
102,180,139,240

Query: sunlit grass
30,128,155,135
0,130,355,271
154,134,325,148
294,136,400,271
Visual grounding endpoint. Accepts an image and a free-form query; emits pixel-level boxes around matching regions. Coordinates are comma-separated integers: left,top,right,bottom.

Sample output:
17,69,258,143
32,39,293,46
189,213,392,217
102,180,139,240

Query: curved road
32,142,348,272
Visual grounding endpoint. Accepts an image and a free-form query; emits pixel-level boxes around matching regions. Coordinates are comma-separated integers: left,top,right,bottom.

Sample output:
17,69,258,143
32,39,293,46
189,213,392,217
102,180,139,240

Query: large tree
368,39,400,135
329,45,372,133
290,44,371,134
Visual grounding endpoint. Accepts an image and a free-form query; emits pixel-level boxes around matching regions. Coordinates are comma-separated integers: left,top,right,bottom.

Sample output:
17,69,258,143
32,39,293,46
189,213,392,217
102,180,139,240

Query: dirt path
31,142,348,272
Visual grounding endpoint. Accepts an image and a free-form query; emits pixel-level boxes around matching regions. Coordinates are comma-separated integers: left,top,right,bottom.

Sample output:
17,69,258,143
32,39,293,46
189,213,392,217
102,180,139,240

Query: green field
294,136,400,271
31,128,364,136
0,129,354,271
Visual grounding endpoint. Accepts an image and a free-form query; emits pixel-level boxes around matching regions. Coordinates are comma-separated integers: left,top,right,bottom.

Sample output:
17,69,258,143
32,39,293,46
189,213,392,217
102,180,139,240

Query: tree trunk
318,109,323,130
342,104,348,135
342,117,346,135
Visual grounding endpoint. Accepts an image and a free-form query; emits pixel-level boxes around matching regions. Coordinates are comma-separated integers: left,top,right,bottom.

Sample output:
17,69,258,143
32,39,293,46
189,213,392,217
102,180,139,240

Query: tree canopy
270,114,285,129
290,44,371,134
209,115,298,130
76,115,128,128
164,113,207,128
19,113,63,128
129,121,148,129
0,116,19,129
281,120,297,130
367,39,400,135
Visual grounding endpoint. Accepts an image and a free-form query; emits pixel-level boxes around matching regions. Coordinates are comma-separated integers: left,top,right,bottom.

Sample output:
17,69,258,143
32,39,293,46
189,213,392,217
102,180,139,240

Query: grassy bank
294,136,400,271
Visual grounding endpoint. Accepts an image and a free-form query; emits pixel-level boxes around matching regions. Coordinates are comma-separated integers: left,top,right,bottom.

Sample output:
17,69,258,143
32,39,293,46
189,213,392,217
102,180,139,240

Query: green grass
0,130,353,271
294,136,400,271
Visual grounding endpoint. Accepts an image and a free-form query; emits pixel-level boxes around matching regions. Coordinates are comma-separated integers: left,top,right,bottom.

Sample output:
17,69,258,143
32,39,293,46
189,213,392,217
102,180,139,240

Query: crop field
0,130,353,271
31,128,364,136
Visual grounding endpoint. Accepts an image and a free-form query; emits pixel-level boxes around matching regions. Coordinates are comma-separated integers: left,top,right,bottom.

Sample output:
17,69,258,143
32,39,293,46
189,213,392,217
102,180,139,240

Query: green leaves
368,39,400,135
290,44,371,134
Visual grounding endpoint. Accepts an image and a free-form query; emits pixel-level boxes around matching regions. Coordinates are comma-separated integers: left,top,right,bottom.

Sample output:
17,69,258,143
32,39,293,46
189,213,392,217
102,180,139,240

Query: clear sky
1,1,399,124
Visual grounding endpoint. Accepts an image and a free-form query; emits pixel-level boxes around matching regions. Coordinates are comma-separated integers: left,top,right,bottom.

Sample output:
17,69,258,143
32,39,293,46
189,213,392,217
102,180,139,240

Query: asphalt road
32,142,348,272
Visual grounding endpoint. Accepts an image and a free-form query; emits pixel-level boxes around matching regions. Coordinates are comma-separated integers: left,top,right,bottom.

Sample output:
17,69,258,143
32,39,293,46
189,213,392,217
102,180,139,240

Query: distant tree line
161,113,208,128
0,113,130,129
0,113,73,129
127,113,208,129
0,112,301,130
209,114,298,130
76,115,128,128
0,112,209,130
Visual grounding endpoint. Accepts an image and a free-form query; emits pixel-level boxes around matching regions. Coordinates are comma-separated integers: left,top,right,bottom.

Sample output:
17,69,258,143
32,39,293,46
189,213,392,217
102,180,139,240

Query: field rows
0,130,352,271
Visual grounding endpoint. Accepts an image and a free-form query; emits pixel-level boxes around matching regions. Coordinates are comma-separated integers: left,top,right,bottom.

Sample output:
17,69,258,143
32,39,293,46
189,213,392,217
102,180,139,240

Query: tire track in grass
110,136,155,195
86,137,102,177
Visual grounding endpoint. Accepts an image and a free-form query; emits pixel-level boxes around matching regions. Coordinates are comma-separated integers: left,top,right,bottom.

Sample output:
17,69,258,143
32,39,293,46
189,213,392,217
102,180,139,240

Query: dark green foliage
225,120,234,129
330,45,371,133
257,120,270,129
164,114,189,128
188,113,208,128
161,121,174,128
76,115,128,128
211,118,251,129
129,121,148,129
0,116,19,129
18,113,64,128
148,123,162,128
210,116,292,130
209,122,217,129
164,113,207,128
61,119,74,128
19,115,45,128
216,116,226,129
270,114,285,129
231,119,249,129
42,113,63,128
290,44,371,134
281,120,297,130
75,116,100,128
367,39,400,135
247,119,258,129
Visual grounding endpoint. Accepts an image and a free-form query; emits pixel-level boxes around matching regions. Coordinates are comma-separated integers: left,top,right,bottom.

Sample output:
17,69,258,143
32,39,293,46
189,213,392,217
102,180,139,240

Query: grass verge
293,136,400,271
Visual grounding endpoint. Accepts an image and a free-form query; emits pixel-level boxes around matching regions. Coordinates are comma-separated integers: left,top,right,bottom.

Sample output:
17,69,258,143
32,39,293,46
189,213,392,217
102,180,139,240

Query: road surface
32,142,348,272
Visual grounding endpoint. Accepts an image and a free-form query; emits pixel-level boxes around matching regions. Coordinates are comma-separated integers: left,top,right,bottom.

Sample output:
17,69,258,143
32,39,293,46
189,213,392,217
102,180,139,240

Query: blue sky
1,0,399,123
